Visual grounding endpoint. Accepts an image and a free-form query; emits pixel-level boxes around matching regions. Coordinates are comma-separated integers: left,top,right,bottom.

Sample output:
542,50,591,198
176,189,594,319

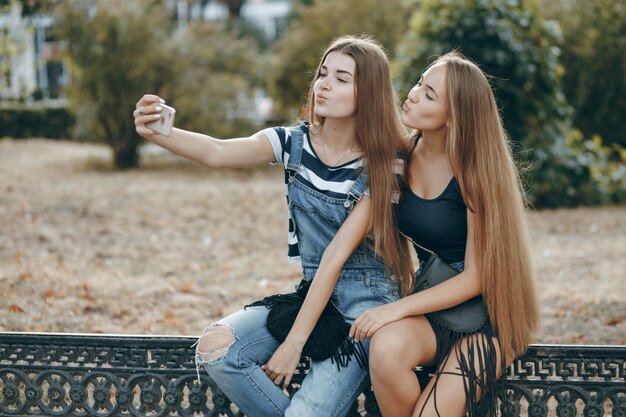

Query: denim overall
197,126,400,417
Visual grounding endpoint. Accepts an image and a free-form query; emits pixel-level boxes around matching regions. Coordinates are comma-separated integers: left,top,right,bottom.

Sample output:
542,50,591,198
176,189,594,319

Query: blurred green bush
395,0,625,207
532,129,626,207
539,0,626,148
0,104,74,139
158,23,265,139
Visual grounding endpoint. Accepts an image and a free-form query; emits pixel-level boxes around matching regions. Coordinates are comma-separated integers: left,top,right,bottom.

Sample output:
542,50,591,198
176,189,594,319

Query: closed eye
415,80,432,100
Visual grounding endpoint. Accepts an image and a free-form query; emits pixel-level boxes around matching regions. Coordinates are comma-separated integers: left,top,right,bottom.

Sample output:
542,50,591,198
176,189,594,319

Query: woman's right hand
263,339,304,388
133,94,167,139
350,302,405,342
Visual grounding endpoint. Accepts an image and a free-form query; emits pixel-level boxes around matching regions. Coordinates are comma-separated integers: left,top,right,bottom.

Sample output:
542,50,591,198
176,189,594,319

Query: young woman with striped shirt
133,36,414,417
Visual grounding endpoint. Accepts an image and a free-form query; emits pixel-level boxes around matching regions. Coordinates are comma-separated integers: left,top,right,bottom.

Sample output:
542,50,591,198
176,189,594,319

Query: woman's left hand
350,303,404,342
263,339,303,388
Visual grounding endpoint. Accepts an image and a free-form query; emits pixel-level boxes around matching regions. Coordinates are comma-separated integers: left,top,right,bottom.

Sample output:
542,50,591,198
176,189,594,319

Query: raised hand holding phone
133,95,175,138
146,104,175,136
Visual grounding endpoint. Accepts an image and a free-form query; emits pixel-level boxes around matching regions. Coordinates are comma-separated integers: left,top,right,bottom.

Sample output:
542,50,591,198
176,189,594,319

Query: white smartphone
146,104,176,136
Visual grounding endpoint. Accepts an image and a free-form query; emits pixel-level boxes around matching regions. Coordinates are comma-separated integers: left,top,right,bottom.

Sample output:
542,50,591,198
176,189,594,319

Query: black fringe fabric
245,280,367,370
417,320,502,417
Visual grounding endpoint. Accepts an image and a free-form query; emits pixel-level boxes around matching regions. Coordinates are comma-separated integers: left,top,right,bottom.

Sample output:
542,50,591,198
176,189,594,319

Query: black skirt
420,317,501,417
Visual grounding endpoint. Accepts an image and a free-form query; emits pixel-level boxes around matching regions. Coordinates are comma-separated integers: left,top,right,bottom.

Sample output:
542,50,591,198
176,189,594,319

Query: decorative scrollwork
613,397,626,417
583,403,603,417
499,398,520,417
1,333,624,417
528,400,550,417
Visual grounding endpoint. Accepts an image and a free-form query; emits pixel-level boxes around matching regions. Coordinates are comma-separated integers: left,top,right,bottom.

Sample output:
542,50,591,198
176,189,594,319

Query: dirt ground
0,139,624,345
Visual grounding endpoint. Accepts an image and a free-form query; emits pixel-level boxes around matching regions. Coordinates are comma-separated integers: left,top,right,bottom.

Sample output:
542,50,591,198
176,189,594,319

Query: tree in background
396,0,625,207
55,0,262,169
56,0,175,169
267,0,417,119
539,0,625,148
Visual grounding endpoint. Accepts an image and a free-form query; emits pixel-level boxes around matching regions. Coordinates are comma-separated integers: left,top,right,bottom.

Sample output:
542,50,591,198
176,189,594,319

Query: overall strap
344,168,368,209
285,124,306,181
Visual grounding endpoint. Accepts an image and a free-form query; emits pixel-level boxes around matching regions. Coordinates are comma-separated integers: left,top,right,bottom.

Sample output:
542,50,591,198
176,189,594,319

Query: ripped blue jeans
195,268,400,417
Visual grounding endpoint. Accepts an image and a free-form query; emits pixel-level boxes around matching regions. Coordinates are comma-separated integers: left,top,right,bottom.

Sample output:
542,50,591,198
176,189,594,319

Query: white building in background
0,2,36,100
0,2,67,101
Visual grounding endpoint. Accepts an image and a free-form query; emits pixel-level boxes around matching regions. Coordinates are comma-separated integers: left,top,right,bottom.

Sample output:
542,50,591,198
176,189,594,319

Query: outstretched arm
262,196,373,387
350,208,481,342
133,94,276,168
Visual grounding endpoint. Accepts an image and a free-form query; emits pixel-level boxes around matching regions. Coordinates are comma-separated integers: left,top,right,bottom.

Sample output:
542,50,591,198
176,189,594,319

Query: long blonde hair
435,52,539,357
306,36,414,294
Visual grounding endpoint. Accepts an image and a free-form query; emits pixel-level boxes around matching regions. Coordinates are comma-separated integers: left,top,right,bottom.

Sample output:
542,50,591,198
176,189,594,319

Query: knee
195,323,236,365
369,326,411,372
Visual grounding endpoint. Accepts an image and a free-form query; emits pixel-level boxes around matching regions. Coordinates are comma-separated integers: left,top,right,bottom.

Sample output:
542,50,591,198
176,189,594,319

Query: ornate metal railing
0,332,624,417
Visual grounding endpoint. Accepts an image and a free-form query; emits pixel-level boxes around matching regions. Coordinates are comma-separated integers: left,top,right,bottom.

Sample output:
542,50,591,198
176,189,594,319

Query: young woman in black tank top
350,52,540,417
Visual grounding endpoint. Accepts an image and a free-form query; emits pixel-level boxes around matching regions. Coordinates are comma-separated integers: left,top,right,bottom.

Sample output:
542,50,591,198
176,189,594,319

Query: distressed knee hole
195,324,236,364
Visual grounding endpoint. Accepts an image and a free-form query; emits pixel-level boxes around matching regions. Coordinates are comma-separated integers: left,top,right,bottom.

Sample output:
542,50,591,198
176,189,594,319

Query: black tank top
396,177,467,263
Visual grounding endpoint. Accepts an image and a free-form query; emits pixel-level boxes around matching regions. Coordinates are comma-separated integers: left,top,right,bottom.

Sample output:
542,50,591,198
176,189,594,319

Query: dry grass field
1,139,624,345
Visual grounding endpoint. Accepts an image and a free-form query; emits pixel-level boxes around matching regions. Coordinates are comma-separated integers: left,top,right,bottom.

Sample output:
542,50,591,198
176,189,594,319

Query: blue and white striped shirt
263,125,366,263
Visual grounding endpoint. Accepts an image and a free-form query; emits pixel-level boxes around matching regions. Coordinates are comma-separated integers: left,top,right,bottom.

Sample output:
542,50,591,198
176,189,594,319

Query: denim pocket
290,203,338,263
290,201,367,265
371,278,400,304
333,273,399,319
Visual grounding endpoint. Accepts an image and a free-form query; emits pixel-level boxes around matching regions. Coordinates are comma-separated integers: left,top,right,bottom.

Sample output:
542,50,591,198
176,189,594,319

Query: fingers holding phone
146,104,175,136
134,95,176,138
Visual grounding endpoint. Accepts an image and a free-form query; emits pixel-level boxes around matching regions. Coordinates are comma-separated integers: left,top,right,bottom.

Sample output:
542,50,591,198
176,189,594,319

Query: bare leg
369,316,438,417
196,323,236,363
412,334,505,417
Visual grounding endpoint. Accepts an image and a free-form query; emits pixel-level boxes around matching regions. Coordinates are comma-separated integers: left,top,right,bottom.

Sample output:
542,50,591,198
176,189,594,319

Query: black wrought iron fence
0,333,624,417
